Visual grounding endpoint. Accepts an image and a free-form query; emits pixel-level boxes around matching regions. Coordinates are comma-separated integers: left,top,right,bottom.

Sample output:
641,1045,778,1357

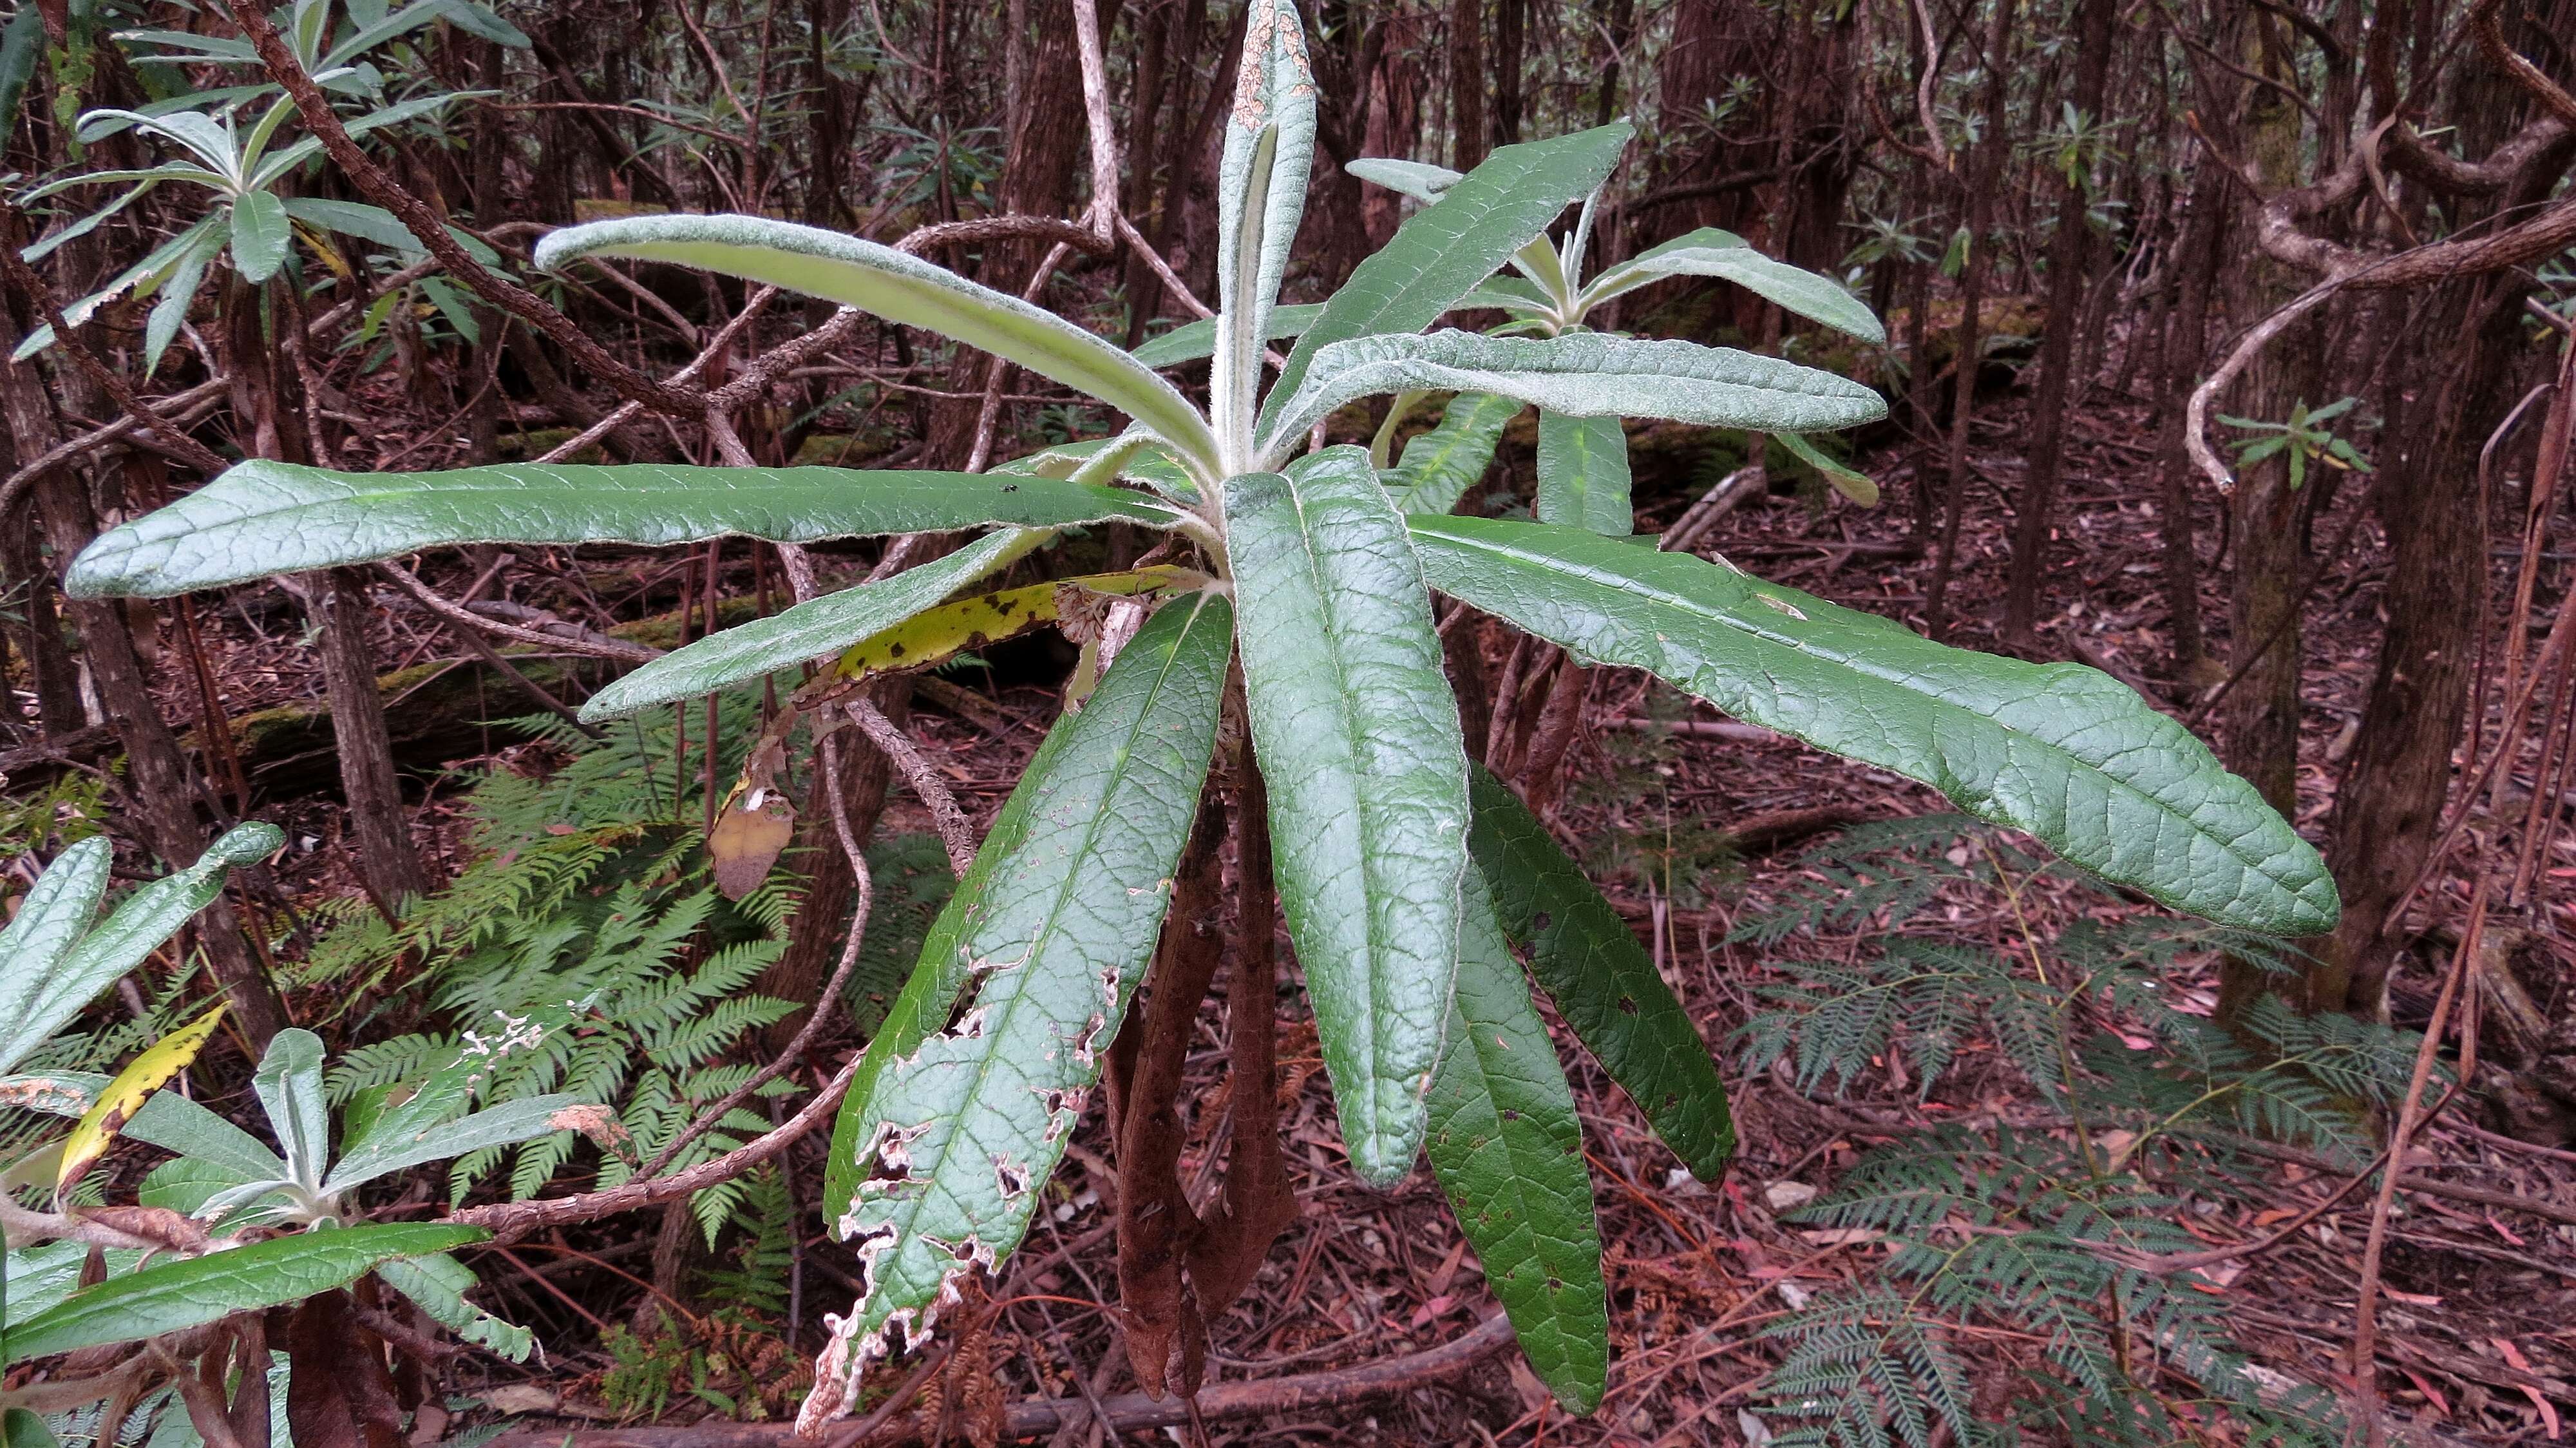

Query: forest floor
78,338,2576,1445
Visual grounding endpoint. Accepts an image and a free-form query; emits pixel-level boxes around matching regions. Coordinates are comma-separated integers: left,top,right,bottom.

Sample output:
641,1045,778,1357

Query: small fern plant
1737,819,2411,1448
317,703,800,1243
68,0,2335,1422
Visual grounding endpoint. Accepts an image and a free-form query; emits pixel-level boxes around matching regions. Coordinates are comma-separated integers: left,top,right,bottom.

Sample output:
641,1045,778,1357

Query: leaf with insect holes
812,595,1230,1411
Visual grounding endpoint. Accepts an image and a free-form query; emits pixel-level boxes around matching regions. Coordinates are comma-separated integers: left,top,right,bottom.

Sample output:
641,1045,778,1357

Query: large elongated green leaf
820,643,1109,1221
1131,301,1323,368
1417,519,2340,935
0,824,280,1076
535,216,1220,475
66,460,1171,598
1585,242,1885,344
1263,330,1887,466
1386,392,1520,517
377,1252,533,1362
124,1089,290,1182
582,530,1035,719
2,1222,486,1362
1211,0,1316,464
1534,410,1633,536
1467,768,1734,1180
1425,863,1608,1413
1265,126,1633,437
819,594,1230,1390
1224,447,1470,1183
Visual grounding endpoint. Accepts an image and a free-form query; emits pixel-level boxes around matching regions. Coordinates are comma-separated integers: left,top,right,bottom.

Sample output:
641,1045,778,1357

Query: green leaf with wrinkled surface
0,839,110,1076
0,823,279,1076
820,654,1101,1223
228,190,290,283
536,216,1220,475
3,1222,486,1362
820,594,1231,1386
583,530,1034,719
252,1029,331,1189
1425,863,1608,1411
1416,518,2339,935
377,1252,533,1362
1585,243,1884,344
1225,447,1470,1183
1131,301,1323,368
1386,392,1520,517
1267,127,1633,437
1534,410,1633,535
67,459,1172,598
1264,330,1886,465
125,1089,290,1181
1467,767,1734,1179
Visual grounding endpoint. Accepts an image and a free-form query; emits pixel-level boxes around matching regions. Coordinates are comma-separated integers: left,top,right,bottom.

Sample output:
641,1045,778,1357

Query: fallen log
469,1312,1516,1448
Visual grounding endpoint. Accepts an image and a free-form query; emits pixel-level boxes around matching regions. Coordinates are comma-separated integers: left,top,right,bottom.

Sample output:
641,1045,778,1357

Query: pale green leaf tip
207,821,284,866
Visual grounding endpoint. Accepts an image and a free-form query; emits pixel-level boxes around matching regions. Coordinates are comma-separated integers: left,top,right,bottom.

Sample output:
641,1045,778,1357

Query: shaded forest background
3,0,2576,1443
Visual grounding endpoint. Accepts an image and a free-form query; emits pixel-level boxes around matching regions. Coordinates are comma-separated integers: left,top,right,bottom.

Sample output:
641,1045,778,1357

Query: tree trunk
1491,0,1524,147
1925,0,2016,641
2314,278,2523,1016
1448,0,1486,172
2152,174,2226,680
2000,0,2117,650
310,570,434,911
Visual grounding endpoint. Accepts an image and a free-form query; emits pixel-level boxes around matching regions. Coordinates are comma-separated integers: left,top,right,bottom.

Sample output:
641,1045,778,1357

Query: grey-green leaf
1211,0,1317,458
125,1089,290,1183
1416,517,2340,934
582,529,1035,719
0,839,110,1076
1586,243,1884,344
1771,430,1880,506
66,459,1173,598
1425,862,1608,1412
252,1029,331,1189
228,190,290,283
823,593,1231,1375
820,634,1111,1221
1387,392,1520,517
1131,301,1324,368
325,1094,584,1196
1467,767,1734,1179
3,1222,487,1363
377,1252,533,1362
1533,410,1633,536
1265,126,1633,438
1264,330,1887,464
1225,447,1470,1184
0,823,280,1075
535,215,1220,474
1344,157,1461,203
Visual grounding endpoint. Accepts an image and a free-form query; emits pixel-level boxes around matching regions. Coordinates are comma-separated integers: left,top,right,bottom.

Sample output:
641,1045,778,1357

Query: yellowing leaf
819,566,1200,687
57,1001,226,1196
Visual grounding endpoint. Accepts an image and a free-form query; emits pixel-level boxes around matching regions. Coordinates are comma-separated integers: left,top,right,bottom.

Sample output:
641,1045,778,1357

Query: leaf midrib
1417,522,2315,906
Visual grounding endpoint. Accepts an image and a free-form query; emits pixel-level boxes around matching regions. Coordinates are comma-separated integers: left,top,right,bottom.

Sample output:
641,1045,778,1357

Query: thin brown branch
844,698,976,877
380,562,661,663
